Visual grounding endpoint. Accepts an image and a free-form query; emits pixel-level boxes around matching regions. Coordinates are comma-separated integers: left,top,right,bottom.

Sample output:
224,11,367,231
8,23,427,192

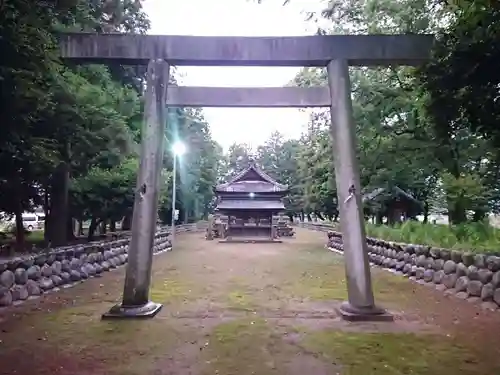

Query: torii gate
59,33,433,321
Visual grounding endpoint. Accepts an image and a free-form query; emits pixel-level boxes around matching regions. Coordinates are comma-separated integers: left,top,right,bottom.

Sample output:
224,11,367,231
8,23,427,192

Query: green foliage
3,0,500,252
440,172,490,217
71,158,140,221
162,107,224,222
0,0,221,249
251,0,500,228
222,143,254,179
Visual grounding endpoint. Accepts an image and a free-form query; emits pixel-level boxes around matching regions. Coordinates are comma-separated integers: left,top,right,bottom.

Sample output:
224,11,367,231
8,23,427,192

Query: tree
419,0,500,221
254,132,304,219
0,0,61,249
224,143,254,179
255,0,500,226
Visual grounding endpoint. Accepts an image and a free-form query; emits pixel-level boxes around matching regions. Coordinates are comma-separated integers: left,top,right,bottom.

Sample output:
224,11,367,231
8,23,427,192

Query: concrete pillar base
337,301,394,322
102,301,163,320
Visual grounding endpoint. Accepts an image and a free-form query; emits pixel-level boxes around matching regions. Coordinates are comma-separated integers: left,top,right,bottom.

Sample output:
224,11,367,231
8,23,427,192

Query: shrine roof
215,162,288,193
216,200,285,210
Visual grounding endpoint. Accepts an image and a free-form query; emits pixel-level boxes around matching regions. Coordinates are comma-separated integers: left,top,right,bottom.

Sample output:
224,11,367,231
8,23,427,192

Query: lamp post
171,141,186,247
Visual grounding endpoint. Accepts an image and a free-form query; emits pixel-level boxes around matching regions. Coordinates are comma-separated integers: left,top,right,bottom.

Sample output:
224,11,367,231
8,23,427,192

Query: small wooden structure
214,163,288,242
363,186,423,225
206,213,227,239
276,215,295,237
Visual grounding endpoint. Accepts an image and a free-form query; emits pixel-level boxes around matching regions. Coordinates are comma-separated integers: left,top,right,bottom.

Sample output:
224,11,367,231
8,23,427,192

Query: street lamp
171,141,186,247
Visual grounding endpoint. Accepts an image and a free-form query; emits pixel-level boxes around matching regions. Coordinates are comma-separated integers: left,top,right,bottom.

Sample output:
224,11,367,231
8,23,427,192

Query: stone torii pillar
206,214,214,240
327,60,393,321
103,59,170,319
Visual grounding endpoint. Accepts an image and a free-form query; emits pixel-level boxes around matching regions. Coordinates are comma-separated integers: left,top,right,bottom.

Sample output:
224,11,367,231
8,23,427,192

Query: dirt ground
1,228,500,375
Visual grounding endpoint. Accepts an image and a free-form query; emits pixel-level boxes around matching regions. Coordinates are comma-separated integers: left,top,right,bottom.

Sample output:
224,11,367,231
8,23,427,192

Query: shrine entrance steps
218,237,282,244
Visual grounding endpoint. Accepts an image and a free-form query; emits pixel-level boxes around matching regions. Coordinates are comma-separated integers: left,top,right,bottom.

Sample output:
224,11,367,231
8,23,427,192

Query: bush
365,220,500,253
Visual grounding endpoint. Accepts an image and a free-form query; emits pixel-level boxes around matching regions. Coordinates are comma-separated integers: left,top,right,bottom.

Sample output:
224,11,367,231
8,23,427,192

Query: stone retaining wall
296,222,500,311
0,222,207,308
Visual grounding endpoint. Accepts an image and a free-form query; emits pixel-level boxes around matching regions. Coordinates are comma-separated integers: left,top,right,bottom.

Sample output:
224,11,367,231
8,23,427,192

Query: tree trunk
100,220,107,235
473,210,486,222
390,209,402,225
66,216,75,241
423,201,429,224
314,211,325,221
87,218,99,241
77,219,84,236
49,161,70,246
43,188,51,243
446,155,467,224
110,220,116,232
14,204,25,254
122,214,132,230
448,199,467,224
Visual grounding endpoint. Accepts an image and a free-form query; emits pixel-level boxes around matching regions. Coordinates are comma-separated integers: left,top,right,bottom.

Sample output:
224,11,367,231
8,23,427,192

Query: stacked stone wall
0,222,207,308
296,222,500,311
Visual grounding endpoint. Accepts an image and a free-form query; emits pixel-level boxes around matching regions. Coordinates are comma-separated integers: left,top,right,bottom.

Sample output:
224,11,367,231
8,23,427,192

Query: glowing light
172,141,186,156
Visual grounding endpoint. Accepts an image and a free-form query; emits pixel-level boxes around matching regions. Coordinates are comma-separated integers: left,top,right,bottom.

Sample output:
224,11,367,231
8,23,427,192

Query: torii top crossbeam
59,33,434,67
58,33,434,108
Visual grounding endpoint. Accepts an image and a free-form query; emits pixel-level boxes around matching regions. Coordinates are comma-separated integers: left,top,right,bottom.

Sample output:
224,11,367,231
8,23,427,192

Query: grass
365,220,500,253
0,229,45,245
285,249,409,308
150,278,192,302
318,218,500,253
290,263,349,300
13,300,197,375
201,318,289,375
227,290,256,311
201,317,498,375
304,330,497,375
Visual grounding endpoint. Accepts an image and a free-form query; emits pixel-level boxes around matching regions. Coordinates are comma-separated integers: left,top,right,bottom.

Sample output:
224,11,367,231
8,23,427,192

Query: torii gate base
59,33,433,322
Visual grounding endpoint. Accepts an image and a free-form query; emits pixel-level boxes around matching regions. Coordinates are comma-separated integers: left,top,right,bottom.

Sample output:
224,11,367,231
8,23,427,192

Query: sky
142,0,325,151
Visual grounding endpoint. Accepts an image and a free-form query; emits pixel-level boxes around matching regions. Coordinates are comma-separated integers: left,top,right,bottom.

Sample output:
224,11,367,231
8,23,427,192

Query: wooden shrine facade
215,163,288,242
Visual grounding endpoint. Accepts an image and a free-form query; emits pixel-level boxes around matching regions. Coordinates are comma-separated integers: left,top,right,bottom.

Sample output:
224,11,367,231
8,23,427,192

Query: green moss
23,301,194,375
227,290,256,311
304,330,496,375
150,278,191,302
39,303,164,345
201,318,284,375
285,260,411,306
299,273,349,300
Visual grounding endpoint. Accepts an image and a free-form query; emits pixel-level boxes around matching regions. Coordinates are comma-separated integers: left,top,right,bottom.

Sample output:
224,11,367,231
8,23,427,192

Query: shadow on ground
1,229,500,375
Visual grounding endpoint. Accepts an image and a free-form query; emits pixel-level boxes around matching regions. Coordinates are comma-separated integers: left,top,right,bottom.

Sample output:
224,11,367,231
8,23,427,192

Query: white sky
143,0,324,151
